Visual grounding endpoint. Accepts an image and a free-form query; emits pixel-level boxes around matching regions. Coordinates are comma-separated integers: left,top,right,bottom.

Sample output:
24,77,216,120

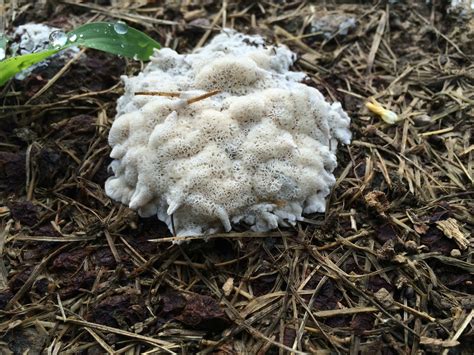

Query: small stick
134,91,181,97
134,90,221,105
187,89,221,104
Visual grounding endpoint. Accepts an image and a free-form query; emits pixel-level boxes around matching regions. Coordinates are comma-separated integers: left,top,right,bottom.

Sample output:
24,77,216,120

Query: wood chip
436,218,469,250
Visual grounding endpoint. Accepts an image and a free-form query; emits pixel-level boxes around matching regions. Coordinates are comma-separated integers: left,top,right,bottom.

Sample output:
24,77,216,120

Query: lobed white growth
448,0,474,16
10,23,79,80
106,31,351,236
10,24,57,80
12,24,56,55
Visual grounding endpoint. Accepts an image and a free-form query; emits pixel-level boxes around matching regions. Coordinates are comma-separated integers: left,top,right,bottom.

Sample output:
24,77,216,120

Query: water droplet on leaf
114,21,128,35
69,34,77,42
49,31,68,48
0,48,5,61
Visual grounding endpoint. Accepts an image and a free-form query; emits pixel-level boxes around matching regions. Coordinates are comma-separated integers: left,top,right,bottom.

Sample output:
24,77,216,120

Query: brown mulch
0,0,473,354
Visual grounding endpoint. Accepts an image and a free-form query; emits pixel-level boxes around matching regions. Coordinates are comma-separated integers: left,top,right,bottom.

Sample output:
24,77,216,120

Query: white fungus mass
105,31,351,236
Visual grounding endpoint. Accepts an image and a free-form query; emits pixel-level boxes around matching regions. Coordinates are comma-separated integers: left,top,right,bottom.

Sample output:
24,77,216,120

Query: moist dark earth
0,0,473,354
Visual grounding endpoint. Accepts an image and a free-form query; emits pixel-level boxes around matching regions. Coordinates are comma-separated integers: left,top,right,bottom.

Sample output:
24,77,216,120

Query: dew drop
69,34,77,42
133,54,139,61
114,21,128,35
49,30,68,48
0,48,5,61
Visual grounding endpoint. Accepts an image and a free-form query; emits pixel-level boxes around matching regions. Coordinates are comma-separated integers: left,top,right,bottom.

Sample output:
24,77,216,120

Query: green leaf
0,21,160,87
66,22,160,61
0,49,59,86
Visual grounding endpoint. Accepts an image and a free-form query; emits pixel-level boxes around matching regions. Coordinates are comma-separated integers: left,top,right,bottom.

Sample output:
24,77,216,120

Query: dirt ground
0,0,473,354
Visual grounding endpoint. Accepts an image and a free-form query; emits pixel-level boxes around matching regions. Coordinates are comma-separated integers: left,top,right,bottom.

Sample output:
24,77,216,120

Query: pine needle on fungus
135,89,221,104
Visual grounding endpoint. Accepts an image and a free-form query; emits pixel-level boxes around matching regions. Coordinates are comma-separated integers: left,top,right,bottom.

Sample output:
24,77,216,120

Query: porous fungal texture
106,31,351,236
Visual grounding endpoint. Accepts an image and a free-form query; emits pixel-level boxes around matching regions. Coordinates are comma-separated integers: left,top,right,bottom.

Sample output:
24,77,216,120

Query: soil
0,0,473,354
